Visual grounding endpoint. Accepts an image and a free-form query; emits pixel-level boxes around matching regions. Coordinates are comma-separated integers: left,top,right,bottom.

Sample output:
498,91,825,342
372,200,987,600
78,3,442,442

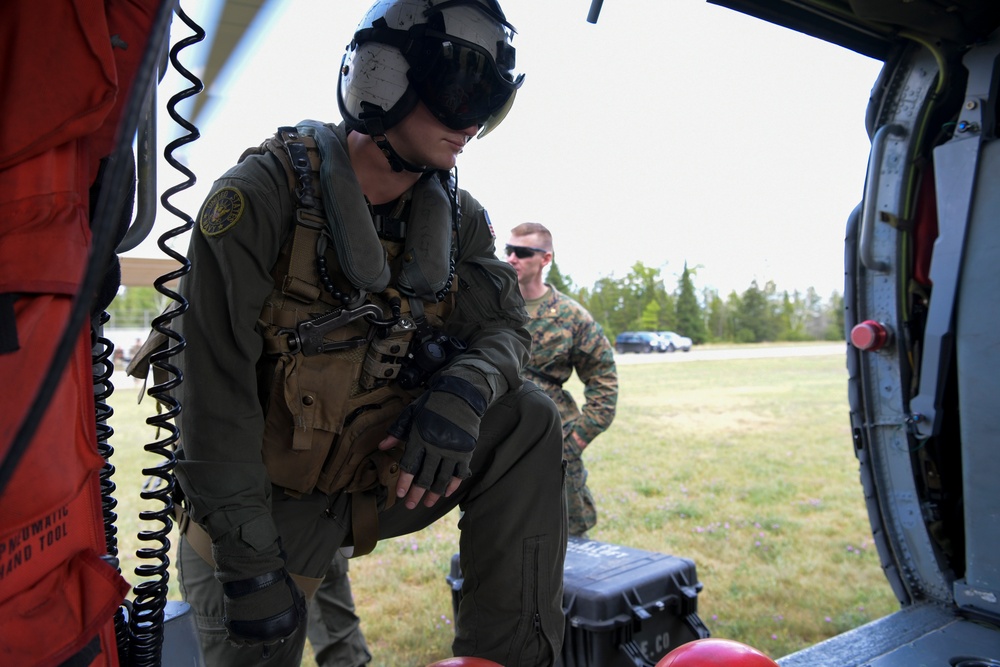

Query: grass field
105,344,899,665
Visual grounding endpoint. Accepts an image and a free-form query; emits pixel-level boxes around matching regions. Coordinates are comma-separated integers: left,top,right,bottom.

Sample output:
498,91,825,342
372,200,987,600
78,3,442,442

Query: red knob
851,320,891,351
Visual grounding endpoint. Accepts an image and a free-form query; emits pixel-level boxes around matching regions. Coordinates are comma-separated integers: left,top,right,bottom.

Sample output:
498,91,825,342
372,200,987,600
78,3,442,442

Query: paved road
614,342,846,365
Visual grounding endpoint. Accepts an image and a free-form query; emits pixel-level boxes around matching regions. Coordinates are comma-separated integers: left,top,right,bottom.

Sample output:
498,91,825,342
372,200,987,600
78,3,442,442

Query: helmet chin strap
359,102,428,173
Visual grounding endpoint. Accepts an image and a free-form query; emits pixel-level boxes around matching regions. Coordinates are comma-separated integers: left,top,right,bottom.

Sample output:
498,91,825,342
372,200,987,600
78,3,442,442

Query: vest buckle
281,302,383,356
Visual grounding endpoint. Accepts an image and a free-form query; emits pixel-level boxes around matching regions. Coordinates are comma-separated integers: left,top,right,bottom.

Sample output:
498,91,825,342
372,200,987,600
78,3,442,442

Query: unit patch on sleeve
199,186,246,237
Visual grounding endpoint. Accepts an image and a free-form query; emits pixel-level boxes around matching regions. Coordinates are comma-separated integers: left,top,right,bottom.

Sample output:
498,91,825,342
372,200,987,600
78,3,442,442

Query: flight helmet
338,0,524,143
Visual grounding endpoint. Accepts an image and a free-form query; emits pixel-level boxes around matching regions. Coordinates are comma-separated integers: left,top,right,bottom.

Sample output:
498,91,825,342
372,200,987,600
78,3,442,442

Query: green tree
778,290,811,341
704,288,728,342
675,262,707,344
577,266,841,343
600,262,650,332
546,259,575,297
639,299,662,331
655,291,678,331
824,291,845,340
585,276,632,338
623,262,669,331
735,280,780,342
105,286,166,328
725,290,743,341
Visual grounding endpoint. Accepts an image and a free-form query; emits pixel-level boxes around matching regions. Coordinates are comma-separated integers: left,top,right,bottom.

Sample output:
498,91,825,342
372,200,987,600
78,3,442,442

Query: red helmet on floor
656,638,779,666
426,659,504,667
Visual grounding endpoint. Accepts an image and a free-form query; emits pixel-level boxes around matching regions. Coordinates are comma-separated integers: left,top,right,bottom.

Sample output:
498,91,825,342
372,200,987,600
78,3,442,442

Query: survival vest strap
254,127,391,556
260,126,329,307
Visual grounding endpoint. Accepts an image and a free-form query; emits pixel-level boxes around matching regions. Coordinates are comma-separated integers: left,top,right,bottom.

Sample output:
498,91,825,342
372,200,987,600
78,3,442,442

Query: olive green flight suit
171,122,566,666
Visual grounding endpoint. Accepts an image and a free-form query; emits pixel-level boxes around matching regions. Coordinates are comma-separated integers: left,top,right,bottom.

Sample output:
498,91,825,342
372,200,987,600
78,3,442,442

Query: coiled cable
91,311,131,663
126,3,203,665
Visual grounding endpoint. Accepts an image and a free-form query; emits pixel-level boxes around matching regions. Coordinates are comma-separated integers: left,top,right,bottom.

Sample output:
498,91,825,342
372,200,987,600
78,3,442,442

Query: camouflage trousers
563,433,597,537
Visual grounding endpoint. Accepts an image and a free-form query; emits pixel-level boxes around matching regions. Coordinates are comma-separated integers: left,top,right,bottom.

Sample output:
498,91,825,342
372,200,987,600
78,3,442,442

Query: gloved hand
212,523,306,647
389,375,488,495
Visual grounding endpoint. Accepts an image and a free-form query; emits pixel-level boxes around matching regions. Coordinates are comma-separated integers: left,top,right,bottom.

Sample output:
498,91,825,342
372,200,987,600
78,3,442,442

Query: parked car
657,331,693,352
614,331,661,354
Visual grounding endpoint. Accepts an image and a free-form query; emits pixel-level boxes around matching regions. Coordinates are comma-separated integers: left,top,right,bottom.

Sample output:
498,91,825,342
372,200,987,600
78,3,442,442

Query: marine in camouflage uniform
506,224,618,536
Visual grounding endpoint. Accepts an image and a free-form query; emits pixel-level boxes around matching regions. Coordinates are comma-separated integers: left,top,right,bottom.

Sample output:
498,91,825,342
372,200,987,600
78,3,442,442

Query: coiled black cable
126,4,203,665
93,311,120,562
91,311,131,664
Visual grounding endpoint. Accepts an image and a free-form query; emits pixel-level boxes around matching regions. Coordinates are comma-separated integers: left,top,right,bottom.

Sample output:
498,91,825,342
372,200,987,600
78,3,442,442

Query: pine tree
546,259,575,296
703,288,725,342
675,262,707,344
639,299,662,331
736,280,780,342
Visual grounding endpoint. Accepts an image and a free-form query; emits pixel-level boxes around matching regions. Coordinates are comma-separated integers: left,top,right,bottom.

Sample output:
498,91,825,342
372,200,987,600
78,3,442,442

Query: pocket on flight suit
315,393,406,498
261,353,352,494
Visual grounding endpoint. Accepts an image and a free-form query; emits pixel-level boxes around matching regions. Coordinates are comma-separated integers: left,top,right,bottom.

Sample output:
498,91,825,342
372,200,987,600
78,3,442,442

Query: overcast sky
133,0,885,299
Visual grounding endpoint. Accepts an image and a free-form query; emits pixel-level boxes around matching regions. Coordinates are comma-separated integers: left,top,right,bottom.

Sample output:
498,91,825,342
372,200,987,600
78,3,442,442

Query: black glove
213,525,306,646
389,375,488,494
221,568,304,646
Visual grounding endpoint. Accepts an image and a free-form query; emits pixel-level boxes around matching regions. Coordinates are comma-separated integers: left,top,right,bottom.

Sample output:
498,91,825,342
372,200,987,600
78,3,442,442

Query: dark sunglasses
505,244,547,259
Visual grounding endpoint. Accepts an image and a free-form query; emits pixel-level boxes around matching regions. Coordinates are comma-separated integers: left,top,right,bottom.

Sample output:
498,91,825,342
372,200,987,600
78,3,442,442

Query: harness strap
283,222,322,304
259,305,302,330
346,439,405,558
259,305,302,355
350,492,379,558
273,128,327,305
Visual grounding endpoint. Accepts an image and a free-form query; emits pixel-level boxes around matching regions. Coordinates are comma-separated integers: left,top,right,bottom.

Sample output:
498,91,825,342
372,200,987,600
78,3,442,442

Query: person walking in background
506,222,618,537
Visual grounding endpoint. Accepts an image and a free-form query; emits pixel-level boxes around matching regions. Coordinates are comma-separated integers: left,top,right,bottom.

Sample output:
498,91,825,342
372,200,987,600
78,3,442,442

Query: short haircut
510,222,553,252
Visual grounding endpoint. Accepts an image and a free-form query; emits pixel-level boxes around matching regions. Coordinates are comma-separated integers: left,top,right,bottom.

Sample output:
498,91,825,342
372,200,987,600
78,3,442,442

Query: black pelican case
447,537,710,666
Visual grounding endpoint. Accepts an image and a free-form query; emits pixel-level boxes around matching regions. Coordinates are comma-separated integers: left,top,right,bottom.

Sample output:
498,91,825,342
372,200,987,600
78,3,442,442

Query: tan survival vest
250,125,460,555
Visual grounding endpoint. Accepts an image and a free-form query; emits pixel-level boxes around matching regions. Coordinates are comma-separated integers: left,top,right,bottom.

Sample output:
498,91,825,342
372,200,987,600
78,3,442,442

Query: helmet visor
408,34,524,137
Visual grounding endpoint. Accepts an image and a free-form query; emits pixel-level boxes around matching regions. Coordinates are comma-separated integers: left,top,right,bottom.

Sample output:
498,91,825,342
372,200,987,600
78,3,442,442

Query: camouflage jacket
523,285,618,444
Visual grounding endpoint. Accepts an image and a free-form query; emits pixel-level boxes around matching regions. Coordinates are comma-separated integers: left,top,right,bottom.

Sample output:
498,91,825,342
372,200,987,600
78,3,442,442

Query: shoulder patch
199,186,246,237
